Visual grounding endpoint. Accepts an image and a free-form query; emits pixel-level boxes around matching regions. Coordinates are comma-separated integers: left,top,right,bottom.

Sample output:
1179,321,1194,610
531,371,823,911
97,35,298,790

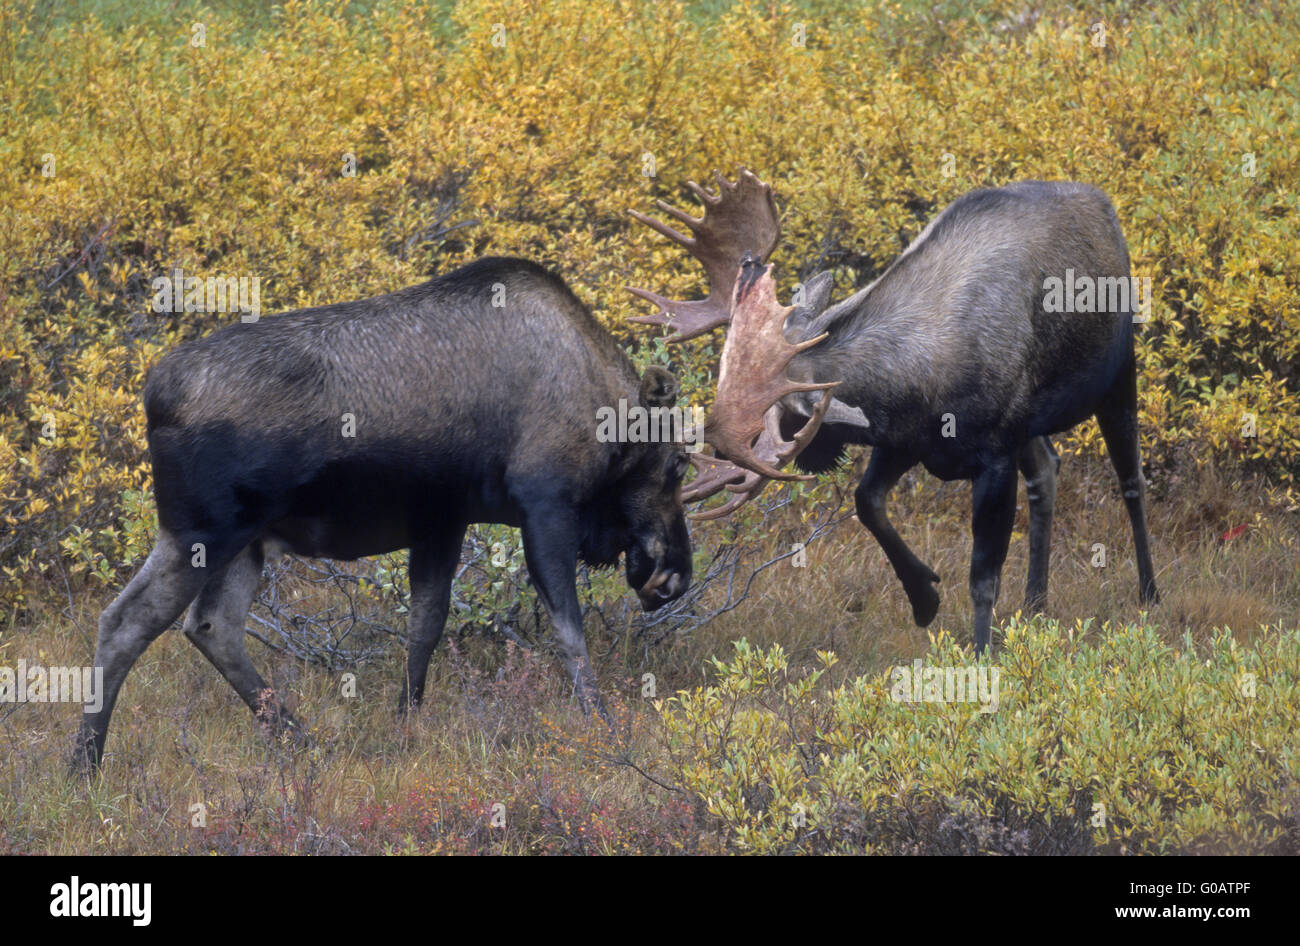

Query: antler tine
782,385,835,459
626,167,780,343
689,483,765,521
679,453,756,504
677,278,839,520
651,199,704,231
626,291,734,343
686,178,720,206
627,207,695,252
678,453,769,521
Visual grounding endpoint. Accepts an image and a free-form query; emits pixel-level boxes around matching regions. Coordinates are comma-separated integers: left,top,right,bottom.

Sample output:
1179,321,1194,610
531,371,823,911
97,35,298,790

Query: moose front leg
516,495,607,719
969,458,1019,654
399,524,468,712
854,446,942,627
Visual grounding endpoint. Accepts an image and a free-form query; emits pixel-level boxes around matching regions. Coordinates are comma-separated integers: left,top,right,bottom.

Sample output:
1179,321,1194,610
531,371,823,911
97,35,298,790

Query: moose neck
789,263,950,446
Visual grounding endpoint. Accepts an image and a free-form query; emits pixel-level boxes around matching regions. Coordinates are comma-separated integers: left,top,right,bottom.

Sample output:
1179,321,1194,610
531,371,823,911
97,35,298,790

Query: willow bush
3,0,1298,604
658,616,1300,853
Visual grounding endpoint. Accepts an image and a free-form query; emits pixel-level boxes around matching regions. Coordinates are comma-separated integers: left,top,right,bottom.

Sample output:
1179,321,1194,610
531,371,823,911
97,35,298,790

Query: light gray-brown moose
629,170,1157,652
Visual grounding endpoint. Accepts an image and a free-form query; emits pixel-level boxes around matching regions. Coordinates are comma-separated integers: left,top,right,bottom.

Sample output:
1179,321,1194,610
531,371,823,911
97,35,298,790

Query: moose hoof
256,705,312,750
907,571,941,627
268,720,314,753
68,747,98,779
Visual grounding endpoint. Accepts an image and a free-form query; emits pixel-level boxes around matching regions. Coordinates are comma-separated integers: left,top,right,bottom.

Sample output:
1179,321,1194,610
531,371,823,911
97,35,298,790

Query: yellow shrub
2,0,1298,600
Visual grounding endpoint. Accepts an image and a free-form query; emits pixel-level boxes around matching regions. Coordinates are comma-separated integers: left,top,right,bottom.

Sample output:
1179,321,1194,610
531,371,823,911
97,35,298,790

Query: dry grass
2,455,1297,854
666,453,1299,679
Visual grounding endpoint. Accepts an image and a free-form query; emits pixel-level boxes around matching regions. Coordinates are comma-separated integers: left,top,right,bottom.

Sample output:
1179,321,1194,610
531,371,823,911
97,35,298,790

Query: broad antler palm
626,168,779,341
628,170,837,518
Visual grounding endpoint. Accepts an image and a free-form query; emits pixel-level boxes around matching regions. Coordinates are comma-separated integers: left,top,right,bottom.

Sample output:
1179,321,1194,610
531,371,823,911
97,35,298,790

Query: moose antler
704,258,838,481
670,258,838,519
683,413,825,519
629,170,839,520
679,452,763,520
626,168,779,342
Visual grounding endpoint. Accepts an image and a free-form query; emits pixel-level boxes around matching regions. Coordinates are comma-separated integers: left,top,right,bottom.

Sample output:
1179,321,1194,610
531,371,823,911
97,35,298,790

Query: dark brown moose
75,257,693,769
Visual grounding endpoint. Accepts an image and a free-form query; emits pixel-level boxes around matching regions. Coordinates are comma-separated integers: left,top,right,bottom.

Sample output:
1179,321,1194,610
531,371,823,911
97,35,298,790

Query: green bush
658,616,1300,853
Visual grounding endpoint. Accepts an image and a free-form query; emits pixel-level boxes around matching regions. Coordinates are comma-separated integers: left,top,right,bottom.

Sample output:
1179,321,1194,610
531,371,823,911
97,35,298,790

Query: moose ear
785,269,836,340
639,366,678,409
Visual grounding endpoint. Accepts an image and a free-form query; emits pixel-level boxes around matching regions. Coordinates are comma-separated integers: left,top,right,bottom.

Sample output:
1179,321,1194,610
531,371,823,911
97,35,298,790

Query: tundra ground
3,456,1296,854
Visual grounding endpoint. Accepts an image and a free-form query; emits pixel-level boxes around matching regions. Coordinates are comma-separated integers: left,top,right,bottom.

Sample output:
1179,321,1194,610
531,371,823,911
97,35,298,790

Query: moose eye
671,452,690,481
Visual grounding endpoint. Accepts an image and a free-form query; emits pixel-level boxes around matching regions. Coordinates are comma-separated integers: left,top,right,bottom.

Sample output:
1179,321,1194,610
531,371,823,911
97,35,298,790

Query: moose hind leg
73,532,212,771
399,524,467,712
969,458,1019,654
1095,358,1159,604
854,446,941,627
1018,436,1059,613
181,541,306,741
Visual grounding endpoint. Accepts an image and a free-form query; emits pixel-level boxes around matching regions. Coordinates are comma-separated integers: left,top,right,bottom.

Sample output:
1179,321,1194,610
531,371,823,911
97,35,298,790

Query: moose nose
658,571,687,600
638,570,687,610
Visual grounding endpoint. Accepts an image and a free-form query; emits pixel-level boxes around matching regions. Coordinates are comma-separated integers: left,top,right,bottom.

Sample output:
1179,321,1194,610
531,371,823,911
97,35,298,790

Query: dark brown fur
74,257,692,769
